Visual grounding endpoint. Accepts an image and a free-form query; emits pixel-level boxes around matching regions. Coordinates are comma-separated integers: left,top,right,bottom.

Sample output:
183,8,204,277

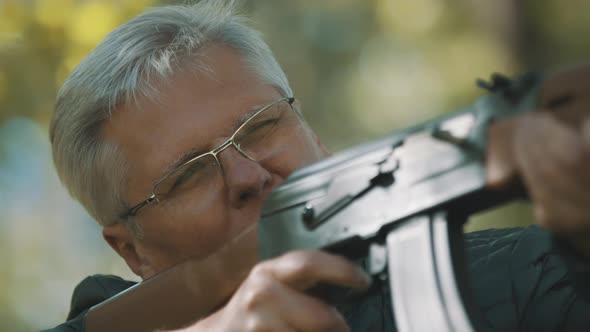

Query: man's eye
243,117,280,137
169,161,207,192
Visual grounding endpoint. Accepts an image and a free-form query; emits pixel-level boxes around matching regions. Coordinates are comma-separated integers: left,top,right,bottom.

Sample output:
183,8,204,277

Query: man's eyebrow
156,102,269,183
155,146,205,186
233,102,267,131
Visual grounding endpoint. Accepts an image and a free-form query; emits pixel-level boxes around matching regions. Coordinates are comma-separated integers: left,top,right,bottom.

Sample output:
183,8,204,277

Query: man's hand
513,112,590,255
183,250,370,332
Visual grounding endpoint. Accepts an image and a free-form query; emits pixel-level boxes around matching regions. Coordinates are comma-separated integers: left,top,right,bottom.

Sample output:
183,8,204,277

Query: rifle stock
85,225,257,332
85,65,590,332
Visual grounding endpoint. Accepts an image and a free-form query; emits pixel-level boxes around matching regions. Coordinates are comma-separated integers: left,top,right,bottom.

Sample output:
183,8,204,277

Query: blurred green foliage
2,0,590,330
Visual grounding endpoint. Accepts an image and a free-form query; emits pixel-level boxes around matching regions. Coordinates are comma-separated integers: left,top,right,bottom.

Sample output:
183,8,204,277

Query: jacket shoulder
41,274,136,332
466,226,590,331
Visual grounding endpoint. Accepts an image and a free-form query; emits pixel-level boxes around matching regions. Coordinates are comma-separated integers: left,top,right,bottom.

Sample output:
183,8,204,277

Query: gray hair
50,0,292,226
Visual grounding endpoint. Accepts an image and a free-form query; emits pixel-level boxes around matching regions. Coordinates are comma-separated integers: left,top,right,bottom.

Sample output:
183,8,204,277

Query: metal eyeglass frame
120,96,296,219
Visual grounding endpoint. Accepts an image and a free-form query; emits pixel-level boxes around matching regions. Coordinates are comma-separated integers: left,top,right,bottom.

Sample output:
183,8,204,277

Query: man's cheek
146,201,231,261
178,204,231,259
295,143,327,169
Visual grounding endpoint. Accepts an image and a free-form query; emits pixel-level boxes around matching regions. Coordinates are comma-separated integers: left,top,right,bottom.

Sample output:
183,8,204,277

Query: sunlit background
2,0,590,330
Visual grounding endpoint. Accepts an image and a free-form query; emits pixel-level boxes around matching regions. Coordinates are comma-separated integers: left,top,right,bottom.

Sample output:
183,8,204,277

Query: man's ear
102,223,143,277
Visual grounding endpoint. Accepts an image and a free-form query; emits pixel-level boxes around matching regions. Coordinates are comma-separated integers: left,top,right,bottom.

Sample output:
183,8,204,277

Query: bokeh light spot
34,0,75,29
0,1,27,48
66,1,120,46
376,0,443,36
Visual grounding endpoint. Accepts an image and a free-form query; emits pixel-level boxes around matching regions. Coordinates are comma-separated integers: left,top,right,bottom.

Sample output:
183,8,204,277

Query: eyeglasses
121,97,303,219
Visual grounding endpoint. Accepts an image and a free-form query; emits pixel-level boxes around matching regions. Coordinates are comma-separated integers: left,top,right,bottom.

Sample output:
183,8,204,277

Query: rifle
259,65,590,331
85,65,590,332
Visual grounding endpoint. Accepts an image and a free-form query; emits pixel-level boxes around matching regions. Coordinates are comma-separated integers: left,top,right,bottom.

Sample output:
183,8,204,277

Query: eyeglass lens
152,99,302,203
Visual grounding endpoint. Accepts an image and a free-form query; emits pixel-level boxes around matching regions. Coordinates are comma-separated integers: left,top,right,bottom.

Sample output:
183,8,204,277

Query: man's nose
217,145,273,209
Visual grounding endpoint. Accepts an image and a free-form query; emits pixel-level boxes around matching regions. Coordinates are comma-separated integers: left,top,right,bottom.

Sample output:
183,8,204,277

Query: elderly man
45,2,590,332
